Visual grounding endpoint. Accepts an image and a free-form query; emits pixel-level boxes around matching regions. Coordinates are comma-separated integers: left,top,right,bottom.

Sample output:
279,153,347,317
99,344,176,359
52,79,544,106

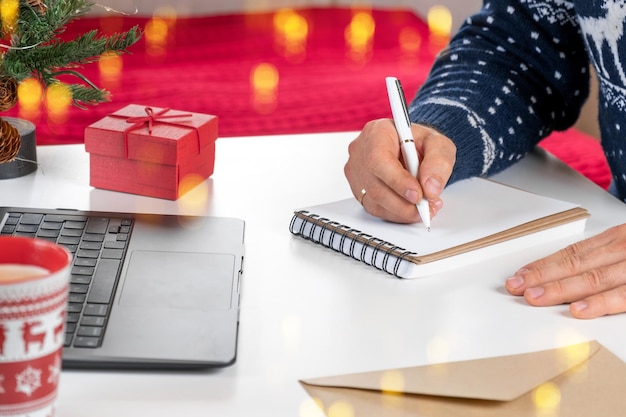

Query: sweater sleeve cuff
409,98,498,184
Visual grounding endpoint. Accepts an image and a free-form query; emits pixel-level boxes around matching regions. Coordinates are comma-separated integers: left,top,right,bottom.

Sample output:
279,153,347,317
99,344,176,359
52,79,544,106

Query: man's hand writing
344,119,456,224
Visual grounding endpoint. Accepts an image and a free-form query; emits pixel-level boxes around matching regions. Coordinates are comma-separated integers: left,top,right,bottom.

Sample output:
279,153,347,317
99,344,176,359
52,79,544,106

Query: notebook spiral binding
289,210,417,277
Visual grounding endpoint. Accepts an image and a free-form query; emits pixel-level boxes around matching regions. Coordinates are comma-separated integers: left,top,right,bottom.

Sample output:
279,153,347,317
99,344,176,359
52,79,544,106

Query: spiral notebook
289,178,589,278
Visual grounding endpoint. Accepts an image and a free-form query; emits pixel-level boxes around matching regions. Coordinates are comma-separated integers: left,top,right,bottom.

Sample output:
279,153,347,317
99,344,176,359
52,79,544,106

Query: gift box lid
85,104,218,166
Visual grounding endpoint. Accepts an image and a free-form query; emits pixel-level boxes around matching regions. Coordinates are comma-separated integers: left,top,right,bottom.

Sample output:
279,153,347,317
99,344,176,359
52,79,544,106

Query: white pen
385,76,431,231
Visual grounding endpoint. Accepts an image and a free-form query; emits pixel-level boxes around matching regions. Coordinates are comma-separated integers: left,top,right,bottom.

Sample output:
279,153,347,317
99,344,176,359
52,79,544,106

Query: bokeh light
345,10,375,65
44,82,72,124
145,16,170,60
380,369,405,393
299,397,324,417
427,335,450,363
177,173,210,213
399,26,422,54
98,51,123,90
0,0,18,33
427,5,452,53
273,8,308,62
532,382,561,416
327,400,355,417
17,78,43,120
251,63,279,114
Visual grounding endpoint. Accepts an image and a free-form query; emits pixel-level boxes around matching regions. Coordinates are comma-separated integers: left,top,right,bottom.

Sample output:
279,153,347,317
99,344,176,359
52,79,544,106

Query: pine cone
0,76,18,112
0,118,21,163
27,0,47,14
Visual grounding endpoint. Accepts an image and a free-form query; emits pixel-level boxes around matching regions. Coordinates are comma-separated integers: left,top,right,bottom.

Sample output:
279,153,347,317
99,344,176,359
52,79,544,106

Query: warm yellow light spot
252,63,279,92
554,334,591,382
532,382,561,414
299,397,324,417
0,0,18,33
99,51,123,78
274,9,308,42
399,27,422,53
177,173,210,211
45,83,72,111
273,9,308,61
380,369,404,393
427,5,453,38
327,401,354,417
560,340,591,366
145,16,169,61
427,335,450,363
345,11,375,50
251,63,279,114
17,78,43,110
146,17,169,44
45,83,72,124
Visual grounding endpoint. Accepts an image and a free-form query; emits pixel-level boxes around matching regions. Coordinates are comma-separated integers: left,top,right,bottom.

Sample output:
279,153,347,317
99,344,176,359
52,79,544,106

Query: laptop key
67,303,84,313
16,224,38,233
101,248,124,259
87,259,121,304
83,303,108,317
20,213,43,225
86,217,109,234
70,275,92,285
81,316,106,327
63,333,73,348
69,293,86,303
65,323,77,334
74,258,97,267
77,326,103,338
60,228,83,237
73,336,100,348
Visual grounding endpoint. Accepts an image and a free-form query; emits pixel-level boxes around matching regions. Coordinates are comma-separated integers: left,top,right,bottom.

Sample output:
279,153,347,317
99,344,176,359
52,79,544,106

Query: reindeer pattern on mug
0,275,68,417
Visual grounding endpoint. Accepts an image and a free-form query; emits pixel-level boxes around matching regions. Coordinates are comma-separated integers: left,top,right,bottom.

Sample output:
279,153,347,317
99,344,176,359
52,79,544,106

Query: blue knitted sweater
409,0,626,202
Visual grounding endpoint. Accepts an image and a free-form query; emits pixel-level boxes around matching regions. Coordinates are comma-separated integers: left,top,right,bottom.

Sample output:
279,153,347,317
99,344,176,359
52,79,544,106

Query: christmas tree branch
0,0,142,113
15,0,95,47
68,83,109,108
4,26,141,82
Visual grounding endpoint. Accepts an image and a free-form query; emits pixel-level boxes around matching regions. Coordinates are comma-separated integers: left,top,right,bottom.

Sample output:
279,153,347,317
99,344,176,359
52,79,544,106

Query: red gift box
85,104,218,200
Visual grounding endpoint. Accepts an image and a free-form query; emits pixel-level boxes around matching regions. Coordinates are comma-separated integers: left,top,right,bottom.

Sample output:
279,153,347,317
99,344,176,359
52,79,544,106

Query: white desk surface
4,131,626,416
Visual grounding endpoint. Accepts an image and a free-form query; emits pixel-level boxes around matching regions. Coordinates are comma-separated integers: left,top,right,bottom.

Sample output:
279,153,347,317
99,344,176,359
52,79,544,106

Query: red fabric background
5,7,611,189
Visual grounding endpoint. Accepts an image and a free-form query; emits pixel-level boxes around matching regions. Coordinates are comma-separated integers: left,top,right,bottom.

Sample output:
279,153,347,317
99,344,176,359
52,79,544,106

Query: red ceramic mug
0,236,71,417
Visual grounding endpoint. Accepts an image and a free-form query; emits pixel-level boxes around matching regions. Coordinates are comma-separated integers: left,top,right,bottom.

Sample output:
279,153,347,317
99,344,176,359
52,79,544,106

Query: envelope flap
301,341,600,401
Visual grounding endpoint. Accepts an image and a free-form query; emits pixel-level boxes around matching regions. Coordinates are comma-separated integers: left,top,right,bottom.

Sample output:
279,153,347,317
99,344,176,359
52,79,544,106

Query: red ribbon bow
115,107,201,159
125,107,192,134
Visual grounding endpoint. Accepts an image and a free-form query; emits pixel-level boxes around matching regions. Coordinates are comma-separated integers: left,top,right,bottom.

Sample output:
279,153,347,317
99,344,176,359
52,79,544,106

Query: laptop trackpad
119,250,234,311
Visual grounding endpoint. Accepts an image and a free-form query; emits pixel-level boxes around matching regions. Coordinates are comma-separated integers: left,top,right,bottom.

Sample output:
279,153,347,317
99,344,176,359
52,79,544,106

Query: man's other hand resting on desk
344,1,626,320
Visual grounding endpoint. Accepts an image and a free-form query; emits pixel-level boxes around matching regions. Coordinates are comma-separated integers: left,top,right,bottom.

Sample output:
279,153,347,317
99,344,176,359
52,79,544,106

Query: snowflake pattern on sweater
409,0,626,202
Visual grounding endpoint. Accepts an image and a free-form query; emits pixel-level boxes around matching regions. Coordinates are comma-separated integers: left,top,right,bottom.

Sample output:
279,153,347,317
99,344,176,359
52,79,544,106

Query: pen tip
427,227,431,232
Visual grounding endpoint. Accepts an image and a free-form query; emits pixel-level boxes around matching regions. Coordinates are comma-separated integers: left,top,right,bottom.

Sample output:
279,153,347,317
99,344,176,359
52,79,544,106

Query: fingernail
404,189,419,204
424,178,443,196
525,287,544,299
506,275,524,289
571,301,588,312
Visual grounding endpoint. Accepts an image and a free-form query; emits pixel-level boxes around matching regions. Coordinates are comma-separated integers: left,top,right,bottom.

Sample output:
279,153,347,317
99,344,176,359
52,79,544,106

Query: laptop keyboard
0,210,134,349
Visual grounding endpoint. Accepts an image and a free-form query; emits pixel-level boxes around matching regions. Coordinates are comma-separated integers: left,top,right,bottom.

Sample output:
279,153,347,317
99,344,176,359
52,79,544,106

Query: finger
522,261,625,307
505,227,626,295
570,285,626,319
346,120,425,223
413,125,456,201
357,177,420,224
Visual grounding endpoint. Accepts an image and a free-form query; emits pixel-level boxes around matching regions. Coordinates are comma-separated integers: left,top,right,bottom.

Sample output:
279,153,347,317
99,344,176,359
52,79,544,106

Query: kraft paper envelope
300,341,626,416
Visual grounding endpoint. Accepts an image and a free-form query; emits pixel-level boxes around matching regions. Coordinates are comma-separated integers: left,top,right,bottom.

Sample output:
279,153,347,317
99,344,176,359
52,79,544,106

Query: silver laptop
0,207,245,369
